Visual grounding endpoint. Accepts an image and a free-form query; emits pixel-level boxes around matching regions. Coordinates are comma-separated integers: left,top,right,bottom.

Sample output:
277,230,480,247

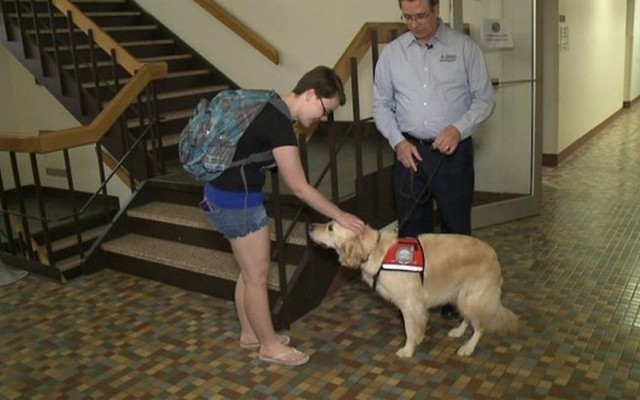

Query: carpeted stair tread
101,233,295,290
128,201,210,229
128,201,308,245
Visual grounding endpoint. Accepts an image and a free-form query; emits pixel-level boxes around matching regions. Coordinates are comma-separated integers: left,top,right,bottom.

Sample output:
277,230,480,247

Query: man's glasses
401,10,432,24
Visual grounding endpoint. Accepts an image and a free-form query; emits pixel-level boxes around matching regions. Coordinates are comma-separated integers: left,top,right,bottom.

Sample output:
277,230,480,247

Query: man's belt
402,132,435,146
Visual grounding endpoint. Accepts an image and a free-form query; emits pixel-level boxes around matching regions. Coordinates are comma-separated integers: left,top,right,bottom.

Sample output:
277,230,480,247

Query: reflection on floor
2,103,640,399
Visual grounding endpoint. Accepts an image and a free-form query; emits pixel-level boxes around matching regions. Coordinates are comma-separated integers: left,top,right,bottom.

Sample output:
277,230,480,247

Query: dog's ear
338,240,365,268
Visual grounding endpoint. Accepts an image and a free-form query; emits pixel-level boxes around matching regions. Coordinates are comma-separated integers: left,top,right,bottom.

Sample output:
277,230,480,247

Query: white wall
557,0,628,152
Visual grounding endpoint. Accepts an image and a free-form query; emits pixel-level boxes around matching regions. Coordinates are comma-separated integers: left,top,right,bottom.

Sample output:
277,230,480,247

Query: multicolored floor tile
2,103,640,399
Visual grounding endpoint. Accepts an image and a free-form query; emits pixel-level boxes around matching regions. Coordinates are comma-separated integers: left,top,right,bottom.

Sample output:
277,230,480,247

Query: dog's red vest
373,238,425,290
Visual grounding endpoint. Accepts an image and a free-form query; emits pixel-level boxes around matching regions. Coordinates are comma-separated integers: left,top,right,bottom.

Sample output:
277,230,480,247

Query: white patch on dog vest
381,238,425,272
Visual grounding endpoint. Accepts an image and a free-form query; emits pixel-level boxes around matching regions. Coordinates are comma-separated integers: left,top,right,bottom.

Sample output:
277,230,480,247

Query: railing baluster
94,142,111,220
29,153,54,267
0,164,18,254
0,0,12,40
370,28,385,172
109,48,118,102
46,0,65,95
87,29,101,107
14,0,30,58
328,125,339,202
143,85,157,175
66,10,84,115
9,152,35,260
349,57,363,182
109,48,135,191
119,113,136,191
136,88,151,179
28,0,47,76
370,28,380,71
149,82,164,174
62,149,84,259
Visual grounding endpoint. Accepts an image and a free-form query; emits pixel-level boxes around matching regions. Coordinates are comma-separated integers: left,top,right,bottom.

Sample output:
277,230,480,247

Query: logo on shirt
439,54,457,63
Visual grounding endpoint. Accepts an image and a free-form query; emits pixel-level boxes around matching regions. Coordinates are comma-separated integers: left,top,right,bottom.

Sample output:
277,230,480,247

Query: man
373,0,495,319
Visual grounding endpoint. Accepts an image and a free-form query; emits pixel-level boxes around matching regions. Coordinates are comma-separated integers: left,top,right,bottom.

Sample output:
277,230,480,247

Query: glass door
453,0,541,228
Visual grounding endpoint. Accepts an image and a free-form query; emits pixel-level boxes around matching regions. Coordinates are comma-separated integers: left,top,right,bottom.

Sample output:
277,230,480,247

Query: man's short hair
398,0,439,8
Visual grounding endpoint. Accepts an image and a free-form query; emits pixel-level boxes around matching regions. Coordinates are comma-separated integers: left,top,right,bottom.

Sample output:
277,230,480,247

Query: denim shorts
199,198,269,240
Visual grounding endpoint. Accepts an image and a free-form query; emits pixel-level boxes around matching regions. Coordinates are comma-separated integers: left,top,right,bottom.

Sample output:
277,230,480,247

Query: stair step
152,85,227,101
71,0,127,6
138,54,193,63
49,224,106,253
12,10,141,19
84,11,142,18
44,38,174,53
127,201,308,245
127,108,192,129
82,69,210,90
25,24,156,36
101,233,296,290
55,254,82,273
62,54,193,71
128,201,209,230
103,24,159,33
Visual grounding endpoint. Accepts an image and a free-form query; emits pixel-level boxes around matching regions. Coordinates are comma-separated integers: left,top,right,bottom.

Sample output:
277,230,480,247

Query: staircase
83,176,347,329
67,0,239,169
0,0,397,326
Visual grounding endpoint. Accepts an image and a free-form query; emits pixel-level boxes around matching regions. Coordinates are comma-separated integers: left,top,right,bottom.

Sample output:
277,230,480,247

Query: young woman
201,66,364,366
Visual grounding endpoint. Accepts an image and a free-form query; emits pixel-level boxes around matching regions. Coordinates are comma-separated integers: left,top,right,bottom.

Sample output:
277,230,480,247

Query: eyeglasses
317,95,329,116
401,10,432,23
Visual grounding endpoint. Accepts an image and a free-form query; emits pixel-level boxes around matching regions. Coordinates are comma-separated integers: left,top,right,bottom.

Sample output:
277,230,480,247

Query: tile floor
1,103,640,399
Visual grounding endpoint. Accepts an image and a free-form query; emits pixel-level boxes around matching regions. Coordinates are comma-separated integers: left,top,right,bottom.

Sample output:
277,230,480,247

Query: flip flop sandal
258,347,309,366
239,334,291,350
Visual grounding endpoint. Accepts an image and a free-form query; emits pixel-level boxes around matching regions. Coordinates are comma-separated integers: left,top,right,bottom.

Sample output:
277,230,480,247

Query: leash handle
397,152,446,232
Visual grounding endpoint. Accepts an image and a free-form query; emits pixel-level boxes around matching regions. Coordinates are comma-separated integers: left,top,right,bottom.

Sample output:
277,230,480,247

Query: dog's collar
372,237,425,291
361,231,382,264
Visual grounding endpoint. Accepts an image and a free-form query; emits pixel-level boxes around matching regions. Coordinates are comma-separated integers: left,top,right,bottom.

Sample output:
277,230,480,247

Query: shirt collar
402,18,448,49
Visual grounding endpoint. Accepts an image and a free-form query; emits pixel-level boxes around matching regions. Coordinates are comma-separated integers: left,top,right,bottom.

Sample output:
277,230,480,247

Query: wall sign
480,18,514,49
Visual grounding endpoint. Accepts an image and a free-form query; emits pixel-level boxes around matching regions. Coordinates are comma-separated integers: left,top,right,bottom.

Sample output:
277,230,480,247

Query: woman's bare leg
230,225,307,363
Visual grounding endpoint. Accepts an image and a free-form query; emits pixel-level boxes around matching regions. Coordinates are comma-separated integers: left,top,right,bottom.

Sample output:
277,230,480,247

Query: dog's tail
484,299,518,334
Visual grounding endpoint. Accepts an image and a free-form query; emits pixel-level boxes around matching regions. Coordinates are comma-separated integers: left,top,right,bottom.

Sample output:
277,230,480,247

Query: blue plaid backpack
178,89,286,182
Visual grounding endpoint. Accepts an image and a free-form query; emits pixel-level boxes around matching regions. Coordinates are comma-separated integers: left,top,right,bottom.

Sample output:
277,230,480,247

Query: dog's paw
448,326,466,338
395,347,415,358
456,343,475,357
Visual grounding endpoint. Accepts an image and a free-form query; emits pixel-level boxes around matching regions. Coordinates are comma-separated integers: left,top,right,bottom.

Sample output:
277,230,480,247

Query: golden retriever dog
308,222,518,358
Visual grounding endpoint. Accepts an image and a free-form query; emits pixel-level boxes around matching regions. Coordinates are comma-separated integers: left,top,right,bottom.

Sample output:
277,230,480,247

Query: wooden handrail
0,63,166,153
192,0,279,65
333,22,407,84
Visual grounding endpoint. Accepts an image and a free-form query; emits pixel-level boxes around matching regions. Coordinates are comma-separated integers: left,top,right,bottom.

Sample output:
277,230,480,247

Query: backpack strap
229,150,274,168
